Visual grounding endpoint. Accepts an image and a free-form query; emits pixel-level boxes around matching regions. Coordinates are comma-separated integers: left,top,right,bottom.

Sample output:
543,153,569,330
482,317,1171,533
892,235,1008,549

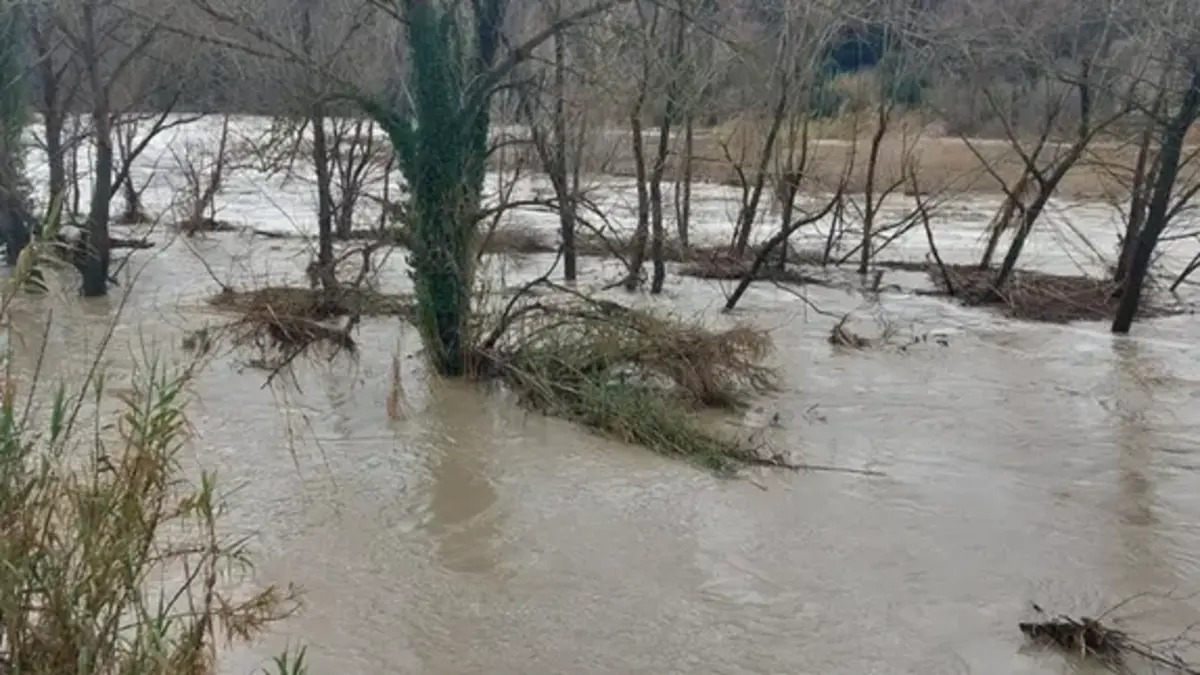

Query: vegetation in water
475,284,782,473
0,215,307,674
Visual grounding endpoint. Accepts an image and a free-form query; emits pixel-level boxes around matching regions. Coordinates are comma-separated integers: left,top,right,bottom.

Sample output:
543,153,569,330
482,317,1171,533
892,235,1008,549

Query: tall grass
0,210,306,672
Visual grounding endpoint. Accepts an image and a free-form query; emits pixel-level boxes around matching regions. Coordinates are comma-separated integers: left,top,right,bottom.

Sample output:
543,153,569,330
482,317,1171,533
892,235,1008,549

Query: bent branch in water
723,192,843,313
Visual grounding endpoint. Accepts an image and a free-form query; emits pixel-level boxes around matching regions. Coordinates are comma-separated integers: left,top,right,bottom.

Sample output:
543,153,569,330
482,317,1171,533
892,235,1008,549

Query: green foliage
262,645,310,675
361,1,497,377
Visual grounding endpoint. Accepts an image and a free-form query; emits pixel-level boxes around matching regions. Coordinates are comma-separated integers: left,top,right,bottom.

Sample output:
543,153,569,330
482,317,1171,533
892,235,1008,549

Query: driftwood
110,237,154,250
1020,607,1200,674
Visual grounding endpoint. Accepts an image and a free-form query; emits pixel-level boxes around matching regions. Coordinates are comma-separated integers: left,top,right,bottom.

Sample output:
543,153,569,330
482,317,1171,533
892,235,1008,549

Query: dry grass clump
174,217,240,236
195,286,413,371
1019,616,1129,660
478,226,557,254
929,263,1135,323
573,232,690,260
829,316,874,349
680,257,824,285
478,296,780,472
208,285,414,320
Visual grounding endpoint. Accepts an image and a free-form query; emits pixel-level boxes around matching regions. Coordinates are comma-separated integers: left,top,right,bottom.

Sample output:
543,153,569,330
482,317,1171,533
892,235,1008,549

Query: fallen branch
1020,605,1200,674
109,237,154,250
723,192,843,312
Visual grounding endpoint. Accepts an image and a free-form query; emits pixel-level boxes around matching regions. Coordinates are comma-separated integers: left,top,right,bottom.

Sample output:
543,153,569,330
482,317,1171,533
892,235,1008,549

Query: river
11,118,1200,673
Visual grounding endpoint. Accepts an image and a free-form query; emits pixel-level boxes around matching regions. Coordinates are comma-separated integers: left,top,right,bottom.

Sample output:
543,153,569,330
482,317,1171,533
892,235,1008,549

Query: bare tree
183,0,396,288
170,114,234,234
26,0,77,216
512,0,589,281
1112,7,1200,332
52,0,188,294
926,0,1133,294
722,1,840,258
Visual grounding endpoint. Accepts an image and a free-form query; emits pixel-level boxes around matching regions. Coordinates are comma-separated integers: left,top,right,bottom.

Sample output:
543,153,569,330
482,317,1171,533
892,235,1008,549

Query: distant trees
0,0,1193,335
0,0,31,265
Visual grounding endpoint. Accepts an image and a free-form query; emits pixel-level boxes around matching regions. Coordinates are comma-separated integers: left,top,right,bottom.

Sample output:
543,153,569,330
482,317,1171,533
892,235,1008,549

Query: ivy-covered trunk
365,0,498,376
363,0,619,375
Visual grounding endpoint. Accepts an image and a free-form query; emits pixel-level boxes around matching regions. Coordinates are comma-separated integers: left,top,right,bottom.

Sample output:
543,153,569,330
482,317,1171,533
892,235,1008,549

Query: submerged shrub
479,295,782,473
0,201,305,674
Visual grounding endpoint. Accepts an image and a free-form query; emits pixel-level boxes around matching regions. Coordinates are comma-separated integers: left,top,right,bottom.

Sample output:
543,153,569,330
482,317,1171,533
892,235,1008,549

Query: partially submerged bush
0,361,301,673
195,285,414,372
208,285,414,321
478,295,781,472
0,168,306,675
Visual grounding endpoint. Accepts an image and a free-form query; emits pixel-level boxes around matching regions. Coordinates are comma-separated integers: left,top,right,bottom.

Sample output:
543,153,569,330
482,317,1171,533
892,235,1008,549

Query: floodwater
12,118,1200,674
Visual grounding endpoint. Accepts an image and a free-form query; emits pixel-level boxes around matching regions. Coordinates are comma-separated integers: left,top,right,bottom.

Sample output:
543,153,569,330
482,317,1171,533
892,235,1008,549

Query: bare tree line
0,0,1198,333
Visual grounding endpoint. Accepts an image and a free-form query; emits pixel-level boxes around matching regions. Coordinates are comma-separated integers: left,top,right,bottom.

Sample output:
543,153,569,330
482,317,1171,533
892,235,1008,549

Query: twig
909,165,955,296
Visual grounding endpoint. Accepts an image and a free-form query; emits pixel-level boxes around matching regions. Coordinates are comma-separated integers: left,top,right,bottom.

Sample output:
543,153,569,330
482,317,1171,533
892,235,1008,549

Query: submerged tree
359,0,622,376
0,0,31,265
1112,63,1200,333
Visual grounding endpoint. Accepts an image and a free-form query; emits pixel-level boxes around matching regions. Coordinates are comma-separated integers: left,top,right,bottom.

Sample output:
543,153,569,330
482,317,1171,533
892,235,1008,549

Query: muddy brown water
13,124,1200,673
6,228,1200,675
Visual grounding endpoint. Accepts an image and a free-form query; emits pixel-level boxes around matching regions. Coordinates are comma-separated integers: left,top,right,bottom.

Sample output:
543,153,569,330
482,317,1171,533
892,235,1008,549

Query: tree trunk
311,109,335,289
30,11,66,213
83,111,113,296
1113,68,1200,333
776,174,798,271
674,114,693,249
649,9,685,295
44,111,65,208
649,121,670,294
1114,124,1156,287
858,108,889,274
624,111,651,291
120,176,145,223
990,191,1050,293
0,141,30,264
992,148,1086,292
552,28,576,281
301,0,334,287
980,174,1028,269
0,0,29,265
732,80,788,256
69,115,82,218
